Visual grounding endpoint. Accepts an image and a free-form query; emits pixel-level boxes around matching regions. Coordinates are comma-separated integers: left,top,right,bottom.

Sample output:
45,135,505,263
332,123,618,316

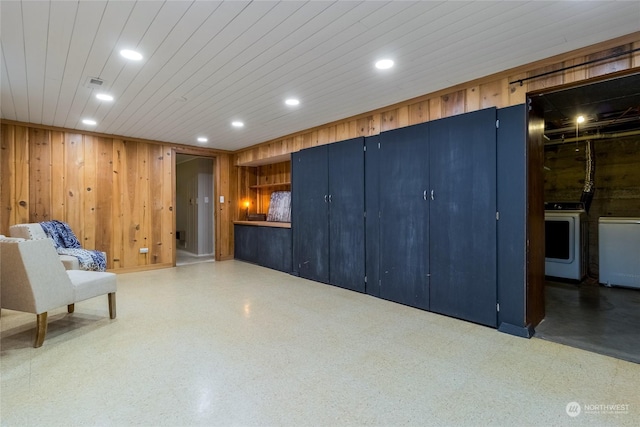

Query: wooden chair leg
35,312,48,348
67,304,75,313
108,293,116,319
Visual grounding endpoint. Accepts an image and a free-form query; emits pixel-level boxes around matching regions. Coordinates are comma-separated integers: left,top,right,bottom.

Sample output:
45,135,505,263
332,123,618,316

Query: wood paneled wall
234,34,640,166
0,123,234,270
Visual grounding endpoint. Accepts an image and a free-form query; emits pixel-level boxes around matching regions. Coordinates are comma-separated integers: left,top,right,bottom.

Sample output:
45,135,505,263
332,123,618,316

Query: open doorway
529,73,640,363
175,154,215,266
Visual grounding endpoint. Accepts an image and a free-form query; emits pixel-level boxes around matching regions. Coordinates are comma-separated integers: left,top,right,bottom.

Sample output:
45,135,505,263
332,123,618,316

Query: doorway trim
172,147,220,265
525,68,640,329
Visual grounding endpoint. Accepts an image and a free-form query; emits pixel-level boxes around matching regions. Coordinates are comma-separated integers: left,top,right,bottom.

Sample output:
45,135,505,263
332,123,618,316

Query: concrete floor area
176,249,215,266
2,261,639,426
535,279,640,364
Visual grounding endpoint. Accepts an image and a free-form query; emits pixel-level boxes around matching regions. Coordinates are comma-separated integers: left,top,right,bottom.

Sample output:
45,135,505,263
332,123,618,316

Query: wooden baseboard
108,263,174,274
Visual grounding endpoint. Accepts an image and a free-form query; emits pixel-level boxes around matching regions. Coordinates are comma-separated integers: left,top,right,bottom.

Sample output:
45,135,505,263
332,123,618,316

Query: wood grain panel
335,122,349,141
94,136,113,266
526,63,565,92
562,57,588,85
380,109,398,132
302,133,314,151
50,131,65,221
480,78,508,109
123,140,138,268
216,153,233,259
14,126,29,224
64,133,84,240
135,142,150,266
429,97,442,121
162,146,174,266
0,124,16,232
441,90,466,117
149,143,164,265
586,44,632,79
29,128,51,222
397,106,410,128
111,139,125,269
83,135,97,250
466,86,480,113
508,72,528,106
408,101,429,125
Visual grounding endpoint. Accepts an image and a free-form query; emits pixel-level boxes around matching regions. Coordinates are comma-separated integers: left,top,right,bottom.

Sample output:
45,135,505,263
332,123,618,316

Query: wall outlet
139,248,149,254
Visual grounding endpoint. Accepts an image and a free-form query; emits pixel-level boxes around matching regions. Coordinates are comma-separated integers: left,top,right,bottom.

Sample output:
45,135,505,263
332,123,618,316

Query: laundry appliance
544,202,588,281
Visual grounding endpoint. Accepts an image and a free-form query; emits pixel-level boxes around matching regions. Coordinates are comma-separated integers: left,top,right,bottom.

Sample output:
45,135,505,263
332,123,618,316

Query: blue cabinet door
257,227,292,273
429,107,497,327
328,137,365,292
365,135,381,297
234,225,258,263
378,123,430,310
292,146,330,283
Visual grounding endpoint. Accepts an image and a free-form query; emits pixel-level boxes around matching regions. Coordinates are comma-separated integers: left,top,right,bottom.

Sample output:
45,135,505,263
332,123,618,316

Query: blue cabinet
376,123,431,310
234,224,292,273
367,108,499,327
292,137,365,292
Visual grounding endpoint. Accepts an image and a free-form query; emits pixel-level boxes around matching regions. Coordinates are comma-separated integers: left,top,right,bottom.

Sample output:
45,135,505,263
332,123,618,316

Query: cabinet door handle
423,190,427,201
324,195,328,203
431,190,435,200
329,194,332,203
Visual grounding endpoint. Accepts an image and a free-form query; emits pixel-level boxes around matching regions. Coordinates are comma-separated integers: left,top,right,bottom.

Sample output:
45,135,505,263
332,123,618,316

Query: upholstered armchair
9,223,107,271
0,237,117,347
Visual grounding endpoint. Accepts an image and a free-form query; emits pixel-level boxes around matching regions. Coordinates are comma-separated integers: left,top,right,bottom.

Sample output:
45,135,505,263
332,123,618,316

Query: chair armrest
60,255,80,270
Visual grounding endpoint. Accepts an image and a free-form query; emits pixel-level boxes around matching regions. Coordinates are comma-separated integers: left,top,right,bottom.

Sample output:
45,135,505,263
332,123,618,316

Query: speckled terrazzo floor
1,261,639,426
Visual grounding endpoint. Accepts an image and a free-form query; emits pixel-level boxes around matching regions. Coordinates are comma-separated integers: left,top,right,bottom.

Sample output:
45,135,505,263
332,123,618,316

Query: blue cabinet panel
378,123,430,310
428,107,497,327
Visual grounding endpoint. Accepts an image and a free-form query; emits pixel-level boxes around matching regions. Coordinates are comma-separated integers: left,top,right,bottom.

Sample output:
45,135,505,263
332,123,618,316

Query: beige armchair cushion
0,238,116,347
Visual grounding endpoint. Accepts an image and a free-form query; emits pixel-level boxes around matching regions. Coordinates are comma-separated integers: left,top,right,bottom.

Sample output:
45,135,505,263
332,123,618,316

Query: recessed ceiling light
285,98,300,106
231,121,244,128
120,49,143,61
375,59,394,70
197,137,208,143
82,119,97,125
96,93,114,101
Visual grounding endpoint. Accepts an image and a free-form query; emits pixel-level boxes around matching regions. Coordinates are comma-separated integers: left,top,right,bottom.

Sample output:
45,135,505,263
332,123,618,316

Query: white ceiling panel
21,0,50,124
1,45,17,121
1,1,29,122
1,0,639,151
99,1,220,136
50,1,106,127
40,1,80,125
107,1,252,138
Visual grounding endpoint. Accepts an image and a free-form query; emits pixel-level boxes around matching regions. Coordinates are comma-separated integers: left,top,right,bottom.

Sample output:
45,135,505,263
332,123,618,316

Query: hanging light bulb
574,116,584,152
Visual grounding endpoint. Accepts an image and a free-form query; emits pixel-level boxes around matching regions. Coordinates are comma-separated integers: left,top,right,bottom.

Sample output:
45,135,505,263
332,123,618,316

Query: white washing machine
599,217,640,289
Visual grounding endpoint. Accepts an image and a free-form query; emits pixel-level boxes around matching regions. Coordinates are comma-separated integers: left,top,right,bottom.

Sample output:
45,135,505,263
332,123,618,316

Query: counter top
233,221,291,229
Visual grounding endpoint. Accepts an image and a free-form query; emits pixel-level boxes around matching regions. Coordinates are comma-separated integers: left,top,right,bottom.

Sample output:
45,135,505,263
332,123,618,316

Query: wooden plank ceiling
1,1,639,151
